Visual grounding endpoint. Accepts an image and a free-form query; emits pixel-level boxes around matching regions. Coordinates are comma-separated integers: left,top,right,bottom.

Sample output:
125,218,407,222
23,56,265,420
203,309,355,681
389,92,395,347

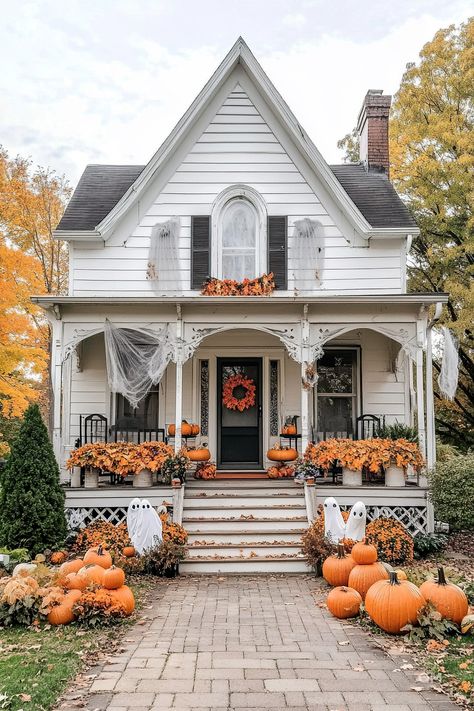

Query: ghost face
345,501,367,541
126,498,141,540
323,497,346,544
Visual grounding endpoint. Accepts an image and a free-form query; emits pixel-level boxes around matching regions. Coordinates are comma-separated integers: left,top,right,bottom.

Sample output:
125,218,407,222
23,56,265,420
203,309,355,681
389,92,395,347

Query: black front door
217,358,262,469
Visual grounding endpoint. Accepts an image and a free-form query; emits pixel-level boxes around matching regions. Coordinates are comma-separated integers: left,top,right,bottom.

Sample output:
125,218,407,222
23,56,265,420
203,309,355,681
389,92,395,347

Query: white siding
68,334,108,444
71,83,404,296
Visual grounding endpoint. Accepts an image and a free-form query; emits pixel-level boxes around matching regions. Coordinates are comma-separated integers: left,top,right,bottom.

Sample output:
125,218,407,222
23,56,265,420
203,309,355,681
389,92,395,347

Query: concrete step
183,516,308,532
180,555,310,574
186,529,306,544
182,504,306,519
186,542,303,558
184,494,303,506
186,479,298,490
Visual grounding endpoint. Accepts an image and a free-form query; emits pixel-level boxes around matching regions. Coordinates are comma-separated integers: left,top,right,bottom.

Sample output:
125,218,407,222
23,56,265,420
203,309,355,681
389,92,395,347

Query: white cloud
282,13,307,29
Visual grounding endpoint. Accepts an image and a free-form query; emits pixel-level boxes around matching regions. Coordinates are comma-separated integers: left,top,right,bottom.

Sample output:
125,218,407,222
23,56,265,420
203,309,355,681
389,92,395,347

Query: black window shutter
268,216,287,290
191,216,210,290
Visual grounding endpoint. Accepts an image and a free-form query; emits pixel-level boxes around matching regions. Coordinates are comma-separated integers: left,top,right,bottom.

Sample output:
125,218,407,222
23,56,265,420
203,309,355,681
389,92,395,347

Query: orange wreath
222,374,256,412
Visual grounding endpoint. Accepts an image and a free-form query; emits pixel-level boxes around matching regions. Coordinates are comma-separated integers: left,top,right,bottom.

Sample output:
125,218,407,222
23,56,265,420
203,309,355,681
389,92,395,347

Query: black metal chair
355,414,384,440
139,428,167,444
79,413,108,446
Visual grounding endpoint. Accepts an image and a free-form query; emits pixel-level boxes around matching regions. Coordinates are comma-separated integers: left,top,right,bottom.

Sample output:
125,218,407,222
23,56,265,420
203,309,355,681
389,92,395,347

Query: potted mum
336,440,365,486
385,438,424,486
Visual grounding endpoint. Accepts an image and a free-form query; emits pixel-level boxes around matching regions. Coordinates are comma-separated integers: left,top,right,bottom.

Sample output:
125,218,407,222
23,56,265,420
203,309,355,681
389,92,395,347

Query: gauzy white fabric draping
221,200,257,281
293,218,324,285
147,217,182,292
323,497,346,544
438,326,459,400
104,320,174,409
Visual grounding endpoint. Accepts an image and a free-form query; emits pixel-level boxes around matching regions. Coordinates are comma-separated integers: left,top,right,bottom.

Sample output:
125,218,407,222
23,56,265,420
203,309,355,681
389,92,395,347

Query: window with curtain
316,349,357,438
221,199,257,281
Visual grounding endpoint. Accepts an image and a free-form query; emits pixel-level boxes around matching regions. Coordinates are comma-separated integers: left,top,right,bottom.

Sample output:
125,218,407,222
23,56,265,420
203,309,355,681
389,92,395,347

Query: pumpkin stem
437,566,447,585
389,571,401,586
97,544,103,556
336,543,346,559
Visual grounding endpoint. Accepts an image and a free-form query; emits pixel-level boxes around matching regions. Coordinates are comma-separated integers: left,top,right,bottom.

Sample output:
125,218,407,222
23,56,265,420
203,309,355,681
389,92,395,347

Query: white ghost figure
345,501,367,541
133,499,163,555
127,497,142,541
323,497,346,543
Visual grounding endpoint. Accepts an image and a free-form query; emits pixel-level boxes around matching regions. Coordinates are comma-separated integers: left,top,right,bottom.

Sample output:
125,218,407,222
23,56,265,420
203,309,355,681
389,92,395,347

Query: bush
0,404,67,555
365,517,414,565
429,455,474,531
413,533,448,559
72,521,131,559
375,421,418,442
142,540,186,576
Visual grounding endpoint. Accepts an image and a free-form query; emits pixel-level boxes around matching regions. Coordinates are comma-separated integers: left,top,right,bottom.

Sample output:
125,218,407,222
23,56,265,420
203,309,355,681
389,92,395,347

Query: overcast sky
1,0,471,185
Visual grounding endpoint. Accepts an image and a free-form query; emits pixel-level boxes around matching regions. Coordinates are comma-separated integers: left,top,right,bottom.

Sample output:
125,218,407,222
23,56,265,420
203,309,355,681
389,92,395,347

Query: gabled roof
55,37,419,241
57,162,416,232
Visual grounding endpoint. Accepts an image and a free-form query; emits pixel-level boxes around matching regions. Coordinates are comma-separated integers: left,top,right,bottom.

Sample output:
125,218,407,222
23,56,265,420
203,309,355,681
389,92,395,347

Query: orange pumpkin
282,425,297,435
108,585,135,615
50,551,68,565
187,448,211,462
48,590,82,626
348,562,389,600
103,566,126,590
168,422,192,437
190,424,200,436
79,564,105,586
83,545,112,569
122,546,135,558
420,567,468,624
322,544,356,587
267,447,298,462
365,571,426,634
327,586,362,619
63,572,88,591
351,541,378,565
59,558,83,576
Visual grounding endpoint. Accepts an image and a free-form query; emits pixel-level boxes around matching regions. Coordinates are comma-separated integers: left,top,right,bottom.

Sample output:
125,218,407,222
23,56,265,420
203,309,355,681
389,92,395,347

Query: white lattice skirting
66,507,128,529
340,505,428,535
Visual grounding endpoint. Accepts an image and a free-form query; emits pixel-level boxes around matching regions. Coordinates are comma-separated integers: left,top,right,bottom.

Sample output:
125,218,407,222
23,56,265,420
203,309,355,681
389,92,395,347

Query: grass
424,636,474,704
0,577,153,711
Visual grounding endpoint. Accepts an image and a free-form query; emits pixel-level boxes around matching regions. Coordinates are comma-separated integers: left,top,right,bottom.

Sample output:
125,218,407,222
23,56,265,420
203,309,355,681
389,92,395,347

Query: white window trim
211,184,268,279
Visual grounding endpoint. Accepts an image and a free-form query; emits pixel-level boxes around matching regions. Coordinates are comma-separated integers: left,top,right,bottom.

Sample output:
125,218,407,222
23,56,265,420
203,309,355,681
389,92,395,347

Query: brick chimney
356,89,391,176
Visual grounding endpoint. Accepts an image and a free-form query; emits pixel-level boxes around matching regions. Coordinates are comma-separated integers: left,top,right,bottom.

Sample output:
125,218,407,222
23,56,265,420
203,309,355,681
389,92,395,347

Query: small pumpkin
365,571,425,634
282,425,297,435
59,558,83,576
108,585,135,615
168,422,192,437
351,540,378,565
83,545,112,569
267,447,298,462
103,566,126,590
322,544,356,587
48,590,82,626
122,546,135,558
50,551,68,565
79,564,105,586
63,572,88,591
327,586,362,619
190,424,200,436
419,567,468,624
348,562,389,600
393,569,407,581
187,448,211,462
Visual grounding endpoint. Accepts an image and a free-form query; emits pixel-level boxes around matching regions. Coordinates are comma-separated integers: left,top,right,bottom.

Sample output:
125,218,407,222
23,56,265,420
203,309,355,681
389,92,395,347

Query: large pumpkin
322,544,356,587
83,545,112,569
348,562,389,600
187,448,211,462
63,572,88,591
59,558,83,576
103,566,126,590
79,564,105,586
327,586,362,619
420,567,468,624
351,541,378,565
108,585,135,615
365,571,425,634
267,447,298,462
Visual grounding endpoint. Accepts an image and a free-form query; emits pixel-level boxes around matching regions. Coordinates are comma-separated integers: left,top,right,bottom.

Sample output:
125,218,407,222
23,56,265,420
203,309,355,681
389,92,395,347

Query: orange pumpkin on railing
267,447,298,462
187,448,211,462
282,425,297,435
168,422,193,437
190,424,200,436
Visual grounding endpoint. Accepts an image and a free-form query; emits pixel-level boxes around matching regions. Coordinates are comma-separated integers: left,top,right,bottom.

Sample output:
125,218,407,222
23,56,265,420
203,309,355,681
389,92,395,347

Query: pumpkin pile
347,540,389,600
194,461,217,479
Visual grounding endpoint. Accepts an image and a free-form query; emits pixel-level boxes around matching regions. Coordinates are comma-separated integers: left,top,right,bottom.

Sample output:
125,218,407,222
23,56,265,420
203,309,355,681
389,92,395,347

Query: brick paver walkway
74,575,456,711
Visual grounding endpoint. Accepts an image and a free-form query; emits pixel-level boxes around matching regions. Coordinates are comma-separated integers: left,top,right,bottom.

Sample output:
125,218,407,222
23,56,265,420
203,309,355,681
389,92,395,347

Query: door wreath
222,373,256,412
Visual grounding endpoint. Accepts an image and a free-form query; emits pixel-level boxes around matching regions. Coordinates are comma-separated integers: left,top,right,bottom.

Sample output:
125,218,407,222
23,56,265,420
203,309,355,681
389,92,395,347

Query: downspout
426,302,443,470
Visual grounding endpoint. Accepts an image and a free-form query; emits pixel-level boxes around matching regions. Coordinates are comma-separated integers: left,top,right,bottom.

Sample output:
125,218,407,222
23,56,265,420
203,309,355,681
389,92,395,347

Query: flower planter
70,467,81,488
342,467,362,486
385,465,405,487
84,468,99,488
133,468,153,487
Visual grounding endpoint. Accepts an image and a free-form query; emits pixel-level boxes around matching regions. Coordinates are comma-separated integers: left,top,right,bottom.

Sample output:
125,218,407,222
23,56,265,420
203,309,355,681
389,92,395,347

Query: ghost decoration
126,497,142,542
133,499,163,555
345,501,367,541
323,497,346,543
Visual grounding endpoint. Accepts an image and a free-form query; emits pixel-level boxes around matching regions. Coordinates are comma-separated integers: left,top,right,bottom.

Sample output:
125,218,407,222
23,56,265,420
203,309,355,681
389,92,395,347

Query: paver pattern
69,575,457,710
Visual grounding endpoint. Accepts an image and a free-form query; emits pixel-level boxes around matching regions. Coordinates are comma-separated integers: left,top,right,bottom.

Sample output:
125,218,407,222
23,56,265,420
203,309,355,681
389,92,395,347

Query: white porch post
425,327,436,470
174,305,183,454
415,347,426,460
50,314,63,465
300,305,310,453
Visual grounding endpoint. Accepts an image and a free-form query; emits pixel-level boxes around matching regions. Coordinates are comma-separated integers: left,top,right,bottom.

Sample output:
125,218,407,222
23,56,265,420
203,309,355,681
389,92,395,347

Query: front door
217,358,262,469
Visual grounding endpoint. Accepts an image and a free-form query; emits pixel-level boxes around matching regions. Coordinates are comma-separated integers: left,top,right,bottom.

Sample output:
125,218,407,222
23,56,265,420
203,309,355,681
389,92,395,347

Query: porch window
221,199,258,281
115,389,159,430
316,349,357,437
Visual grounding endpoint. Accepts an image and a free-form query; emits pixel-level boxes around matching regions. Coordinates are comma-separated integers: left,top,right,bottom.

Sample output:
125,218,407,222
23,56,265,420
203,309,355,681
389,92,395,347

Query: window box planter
385,464,405,487
342,467,362,486
134,468,153,487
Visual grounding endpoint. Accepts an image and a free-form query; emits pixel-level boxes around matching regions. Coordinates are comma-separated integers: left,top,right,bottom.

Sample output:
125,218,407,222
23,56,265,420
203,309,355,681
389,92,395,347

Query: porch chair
77,414,110,486
355,414,384,440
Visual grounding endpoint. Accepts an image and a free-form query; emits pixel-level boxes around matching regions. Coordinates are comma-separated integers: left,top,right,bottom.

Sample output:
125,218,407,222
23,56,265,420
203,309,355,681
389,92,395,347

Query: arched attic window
211,186,267,282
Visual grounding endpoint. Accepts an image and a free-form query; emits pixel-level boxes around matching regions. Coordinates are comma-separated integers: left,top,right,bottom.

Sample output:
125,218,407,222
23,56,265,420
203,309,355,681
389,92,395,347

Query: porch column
174,359,183,453
425,327,436,470
415,347,426,460
300,306,310,453
50,316,63,464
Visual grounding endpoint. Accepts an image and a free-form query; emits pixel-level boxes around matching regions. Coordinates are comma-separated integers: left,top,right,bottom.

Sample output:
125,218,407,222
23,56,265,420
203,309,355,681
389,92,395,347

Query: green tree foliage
429,454,474,531
0,403,67,554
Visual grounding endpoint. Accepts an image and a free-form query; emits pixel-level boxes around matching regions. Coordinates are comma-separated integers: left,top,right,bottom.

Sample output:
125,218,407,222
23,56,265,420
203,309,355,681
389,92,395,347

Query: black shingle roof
56,162,416,232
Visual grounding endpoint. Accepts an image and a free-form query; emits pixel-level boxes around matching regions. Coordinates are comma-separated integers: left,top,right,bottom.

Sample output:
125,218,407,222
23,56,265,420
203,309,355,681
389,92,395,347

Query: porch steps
180,479,310,574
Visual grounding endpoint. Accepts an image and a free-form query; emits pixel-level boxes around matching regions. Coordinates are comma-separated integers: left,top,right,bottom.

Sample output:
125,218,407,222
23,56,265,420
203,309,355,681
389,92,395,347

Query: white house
33,39,446,572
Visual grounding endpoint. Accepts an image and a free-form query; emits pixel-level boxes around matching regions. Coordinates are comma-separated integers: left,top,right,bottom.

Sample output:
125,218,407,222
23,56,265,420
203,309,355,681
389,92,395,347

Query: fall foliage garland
201,272,275,296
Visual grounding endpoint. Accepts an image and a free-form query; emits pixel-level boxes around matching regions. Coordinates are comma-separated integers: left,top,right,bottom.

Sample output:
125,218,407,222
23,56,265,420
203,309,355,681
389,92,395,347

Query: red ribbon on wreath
222,373,256,412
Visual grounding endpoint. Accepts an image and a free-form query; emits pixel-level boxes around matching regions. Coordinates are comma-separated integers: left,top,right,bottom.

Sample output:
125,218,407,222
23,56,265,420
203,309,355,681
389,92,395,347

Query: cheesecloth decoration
438,327,459,400
146,217,182,292
293,218,324,287
104,319,174,409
